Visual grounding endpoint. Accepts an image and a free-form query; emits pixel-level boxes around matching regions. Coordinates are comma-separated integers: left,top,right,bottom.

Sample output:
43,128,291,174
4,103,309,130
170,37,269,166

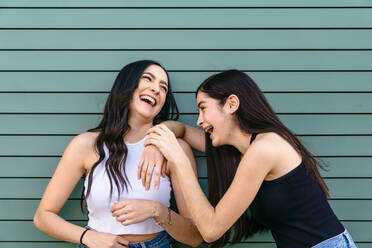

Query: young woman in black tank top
143,70,357,247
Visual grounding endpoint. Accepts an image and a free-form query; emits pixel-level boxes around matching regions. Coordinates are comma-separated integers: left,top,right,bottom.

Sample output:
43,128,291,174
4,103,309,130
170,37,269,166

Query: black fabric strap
250,133,258,144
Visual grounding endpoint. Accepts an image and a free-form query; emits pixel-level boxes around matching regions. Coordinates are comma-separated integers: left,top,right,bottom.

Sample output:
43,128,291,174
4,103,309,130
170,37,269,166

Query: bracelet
79,228,90,246
155,207,172,226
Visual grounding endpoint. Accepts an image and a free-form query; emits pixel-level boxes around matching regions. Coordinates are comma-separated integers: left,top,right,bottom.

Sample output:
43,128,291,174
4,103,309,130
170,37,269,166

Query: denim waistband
129,231,171,248
312,229,357,248
77,230,171,248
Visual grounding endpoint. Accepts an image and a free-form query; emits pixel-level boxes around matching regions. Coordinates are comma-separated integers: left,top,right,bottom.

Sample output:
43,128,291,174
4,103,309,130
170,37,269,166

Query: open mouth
204,125,214,134
139,94,156,107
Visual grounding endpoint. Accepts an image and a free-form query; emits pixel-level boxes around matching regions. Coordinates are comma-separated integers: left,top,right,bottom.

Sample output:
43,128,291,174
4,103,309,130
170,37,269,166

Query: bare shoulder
64,131,100,171
69,131,99,152
243,132,293,166
248,132,283,156
247,132,302,180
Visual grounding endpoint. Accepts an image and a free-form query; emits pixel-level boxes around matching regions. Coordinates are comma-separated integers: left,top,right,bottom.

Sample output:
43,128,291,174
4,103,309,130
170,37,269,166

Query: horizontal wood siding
1,1,371,247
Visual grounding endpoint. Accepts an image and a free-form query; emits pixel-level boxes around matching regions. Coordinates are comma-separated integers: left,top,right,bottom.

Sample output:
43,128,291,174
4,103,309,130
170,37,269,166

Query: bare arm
160,139,203,246
33,133,128,247
145,125,274,243
160,120,206,153
138,121,205,190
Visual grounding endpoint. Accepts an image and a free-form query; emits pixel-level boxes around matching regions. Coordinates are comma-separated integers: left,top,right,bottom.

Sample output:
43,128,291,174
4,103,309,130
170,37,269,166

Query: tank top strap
250,133,258,144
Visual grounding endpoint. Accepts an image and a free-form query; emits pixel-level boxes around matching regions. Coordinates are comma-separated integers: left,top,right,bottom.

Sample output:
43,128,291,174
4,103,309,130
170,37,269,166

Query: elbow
33,209,45,231
189,236,204,247
33,211,41,230
201,229,221,244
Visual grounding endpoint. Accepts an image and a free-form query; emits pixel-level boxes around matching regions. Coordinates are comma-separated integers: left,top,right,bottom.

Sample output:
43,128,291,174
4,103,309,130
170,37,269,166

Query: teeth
140,95,156,106
204,126,213,134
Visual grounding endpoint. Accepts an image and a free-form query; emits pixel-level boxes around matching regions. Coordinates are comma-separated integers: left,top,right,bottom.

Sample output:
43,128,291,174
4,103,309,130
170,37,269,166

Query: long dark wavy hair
196,70,328,247
82,60,179,206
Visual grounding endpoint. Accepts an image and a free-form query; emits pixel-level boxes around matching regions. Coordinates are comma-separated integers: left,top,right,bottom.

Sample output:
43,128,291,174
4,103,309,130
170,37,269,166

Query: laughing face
196,91,231,147
129,64,169,122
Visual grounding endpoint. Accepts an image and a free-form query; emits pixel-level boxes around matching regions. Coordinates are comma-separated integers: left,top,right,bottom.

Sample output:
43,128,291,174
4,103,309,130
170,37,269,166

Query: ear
224,94,240,114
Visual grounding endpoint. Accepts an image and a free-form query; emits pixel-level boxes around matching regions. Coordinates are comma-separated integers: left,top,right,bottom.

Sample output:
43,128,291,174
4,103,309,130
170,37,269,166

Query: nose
150,82,160,94
196,113,203,127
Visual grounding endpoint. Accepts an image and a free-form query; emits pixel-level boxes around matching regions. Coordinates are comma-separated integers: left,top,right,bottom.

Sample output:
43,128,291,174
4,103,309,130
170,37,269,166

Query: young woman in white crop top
33,60,203,248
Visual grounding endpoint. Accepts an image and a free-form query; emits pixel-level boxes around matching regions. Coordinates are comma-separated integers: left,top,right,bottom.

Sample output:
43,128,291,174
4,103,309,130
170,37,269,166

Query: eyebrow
143,72,168,87
197,101,206,109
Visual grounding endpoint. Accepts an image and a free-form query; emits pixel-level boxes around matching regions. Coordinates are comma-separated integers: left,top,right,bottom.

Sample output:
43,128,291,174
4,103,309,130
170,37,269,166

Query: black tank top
249,133,344,248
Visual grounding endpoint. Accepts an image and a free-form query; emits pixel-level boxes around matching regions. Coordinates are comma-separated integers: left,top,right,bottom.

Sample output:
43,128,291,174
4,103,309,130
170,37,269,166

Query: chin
211,138,221,147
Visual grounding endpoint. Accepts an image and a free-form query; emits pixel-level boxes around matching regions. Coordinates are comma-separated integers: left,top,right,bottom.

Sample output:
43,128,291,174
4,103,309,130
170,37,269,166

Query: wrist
81,228,93,246
170,153,189,168
152,202,166,222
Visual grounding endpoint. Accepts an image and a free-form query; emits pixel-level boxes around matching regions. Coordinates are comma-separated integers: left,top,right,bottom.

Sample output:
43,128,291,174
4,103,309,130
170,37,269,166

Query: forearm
34,210,86,244
162,121,205,153
162,120,186,138
154,202,203,247
171,158,218,242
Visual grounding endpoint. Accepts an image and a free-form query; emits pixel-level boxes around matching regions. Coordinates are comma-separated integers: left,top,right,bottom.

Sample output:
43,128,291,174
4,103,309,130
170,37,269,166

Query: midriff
119,232,161,243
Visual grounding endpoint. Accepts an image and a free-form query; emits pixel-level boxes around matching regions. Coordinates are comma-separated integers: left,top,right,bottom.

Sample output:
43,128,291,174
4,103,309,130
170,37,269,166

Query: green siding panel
2,157,371,178
1,199,371,221
0,243,370,248
0,200,87,220
3,30,372,49
0,221,86,241
2,0,371,7
0,221,370,242
0,136,371,156
0,178,371,199
196,157,372,178
0,114,372,135
2,72,372,92
0,179,84,199
1,93,371,114
0,243,75,248
1,51,372,70
2,2,371,247
2,9,372,28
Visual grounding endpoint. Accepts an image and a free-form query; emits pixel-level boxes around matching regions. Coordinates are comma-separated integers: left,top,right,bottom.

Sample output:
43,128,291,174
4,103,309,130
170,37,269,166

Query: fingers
110,201,129,216
154,164,161,190
144,136,160,147
147,124,168,136
137,156,144,180
141,160,150,188
144,162,155,191
117,237,129,247
116,212,130,222
161,160,167,177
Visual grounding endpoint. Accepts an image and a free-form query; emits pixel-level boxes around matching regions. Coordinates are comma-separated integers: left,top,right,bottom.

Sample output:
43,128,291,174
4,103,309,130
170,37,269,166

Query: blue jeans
77,230,172,248
312,229,357,248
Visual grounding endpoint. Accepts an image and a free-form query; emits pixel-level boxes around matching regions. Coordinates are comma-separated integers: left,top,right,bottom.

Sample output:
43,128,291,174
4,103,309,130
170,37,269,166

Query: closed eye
161,86,168,92
143,75,152,81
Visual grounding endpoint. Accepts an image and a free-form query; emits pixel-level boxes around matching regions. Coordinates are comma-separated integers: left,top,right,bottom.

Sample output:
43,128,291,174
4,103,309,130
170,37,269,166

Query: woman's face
130,64,169,121
196,91,231,147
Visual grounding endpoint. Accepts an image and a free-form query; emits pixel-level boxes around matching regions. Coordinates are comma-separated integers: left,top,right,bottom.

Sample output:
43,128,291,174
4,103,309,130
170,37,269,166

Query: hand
145,124,188,166
111,199,158,226
83,229,129,248
137,144,167,191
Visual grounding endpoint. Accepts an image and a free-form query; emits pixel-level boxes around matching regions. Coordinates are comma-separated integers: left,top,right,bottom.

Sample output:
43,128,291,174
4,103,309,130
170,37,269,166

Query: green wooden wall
1,1,371,247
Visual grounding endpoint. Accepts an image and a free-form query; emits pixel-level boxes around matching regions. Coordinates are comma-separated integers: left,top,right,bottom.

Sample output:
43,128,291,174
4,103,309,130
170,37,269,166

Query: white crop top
84,136,172,235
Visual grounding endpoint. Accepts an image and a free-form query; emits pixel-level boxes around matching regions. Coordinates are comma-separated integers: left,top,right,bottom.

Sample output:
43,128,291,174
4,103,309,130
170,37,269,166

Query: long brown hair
82,60,179,207
197,70,328,247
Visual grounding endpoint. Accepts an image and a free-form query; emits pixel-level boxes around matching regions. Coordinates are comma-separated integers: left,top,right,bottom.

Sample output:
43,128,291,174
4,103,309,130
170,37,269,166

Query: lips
203,125,213,134
139,94,157,106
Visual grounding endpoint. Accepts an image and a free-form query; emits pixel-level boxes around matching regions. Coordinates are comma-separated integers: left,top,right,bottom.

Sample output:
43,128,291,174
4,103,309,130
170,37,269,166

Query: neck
125,114,153,143
226,128,252,154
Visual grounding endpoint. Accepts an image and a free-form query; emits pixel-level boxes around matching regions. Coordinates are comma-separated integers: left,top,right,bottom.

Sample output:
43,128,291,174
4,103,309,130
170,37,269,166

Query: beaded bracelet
155,207,172,226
